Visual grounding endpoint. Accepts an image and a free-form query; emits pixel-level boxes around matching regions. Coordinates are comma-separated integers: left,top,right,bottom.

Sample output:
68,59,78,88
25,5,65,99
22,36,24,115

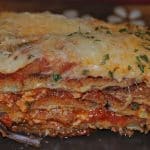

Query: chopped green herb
14,56,18,60
137,63,145,73
86,35,95,39
130,102,139,110
67,32,78,36
134,31,145,38
108,70,114,79
108,67,118,79
78,26,81,33
106,30,112,34
134,49,139,52
101,54,110,64
85,32,90,35
52,73,62,82
74,27,94,39
128,65,132,70
95,26,99,31
68,26,99,41
139,55,149,63
113,67,118,72
119,28,128,33
136,56,141,62
27,54,34,60
82,69,90,75
94,39,101,42
136,56,145,73
25,101,32,107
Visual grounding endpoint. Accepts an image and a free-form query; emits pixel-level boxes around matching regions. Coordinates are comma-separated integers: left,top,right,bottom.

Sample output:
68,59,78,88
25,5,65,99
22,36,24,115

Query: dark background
1,130,150,150
0,0,149,25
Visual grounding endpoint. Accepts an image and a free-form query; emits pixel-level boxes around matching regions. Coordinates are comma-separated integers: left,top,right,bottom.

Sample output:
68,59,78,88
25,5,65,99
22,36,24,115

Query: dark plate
0,130,150,150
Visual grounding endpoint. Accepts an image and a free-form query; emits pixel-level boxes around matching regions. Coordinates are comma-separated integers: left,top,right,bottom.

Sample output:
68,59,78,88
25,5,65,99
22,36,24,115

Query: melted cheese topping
0,45,42,73
0,12,149,83
39,34,150,82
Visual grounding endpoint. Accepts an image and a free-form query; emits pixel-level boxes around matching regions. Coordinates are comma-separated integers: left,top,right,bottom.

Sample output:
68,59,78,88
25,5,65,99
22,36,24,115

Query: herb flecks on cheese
0,12,149,83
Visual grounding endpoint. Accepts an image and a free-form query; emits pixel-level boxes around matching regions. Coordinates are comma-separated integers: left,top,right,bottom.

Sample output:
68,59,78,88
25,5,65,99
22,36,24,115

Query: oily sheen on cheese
0,12,149,83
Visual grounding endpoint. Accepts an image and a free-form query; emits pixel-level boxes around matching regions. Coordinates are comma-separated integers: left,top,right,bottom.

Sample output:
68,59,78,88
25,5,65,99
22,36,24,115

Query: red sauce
0,57,76,82
59,62,77,74
0,58,49,81
0,114,12,127
88,108,128,126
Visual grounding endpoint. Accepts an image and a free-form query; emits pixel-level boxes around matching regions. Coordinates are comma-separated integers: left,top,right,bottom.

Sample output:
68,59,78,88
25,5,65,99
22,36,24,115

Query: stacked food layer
0,12,149,137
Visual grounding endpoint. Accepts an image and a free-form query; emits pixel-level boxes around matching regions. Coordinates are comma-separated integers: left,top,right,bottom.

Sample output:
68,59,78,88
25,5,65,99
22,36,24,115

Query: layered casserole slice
0,12,149,139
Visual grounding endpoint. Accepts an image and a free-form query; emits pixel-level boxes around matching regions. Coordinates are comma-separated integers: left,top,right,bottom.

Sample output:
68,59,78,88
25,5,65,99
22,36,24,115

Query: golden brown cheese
0,12,149,84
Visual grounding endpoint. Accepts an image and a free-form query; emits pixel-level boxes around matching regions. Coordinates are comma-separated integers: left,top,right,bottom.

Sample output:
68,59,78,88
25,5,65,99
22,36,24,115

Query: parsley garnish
108,70,114,79
94,39,101,42
95,26,99,31
67,26,106,42
82,69,90,75
52,73,62,82
85,35,95,39
25,101,32,108
137,63,145,73
128,65,132,70
134,49,139,52
101,54,110,64
134,31,145,38
136,56,141,62
119,28,128,33
67,32,78,36
136,55,149,73
136,56,145,73
139,55,149,63
130,102,139,111
106,30,112,34
27,54,34,60
108,67,118,79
